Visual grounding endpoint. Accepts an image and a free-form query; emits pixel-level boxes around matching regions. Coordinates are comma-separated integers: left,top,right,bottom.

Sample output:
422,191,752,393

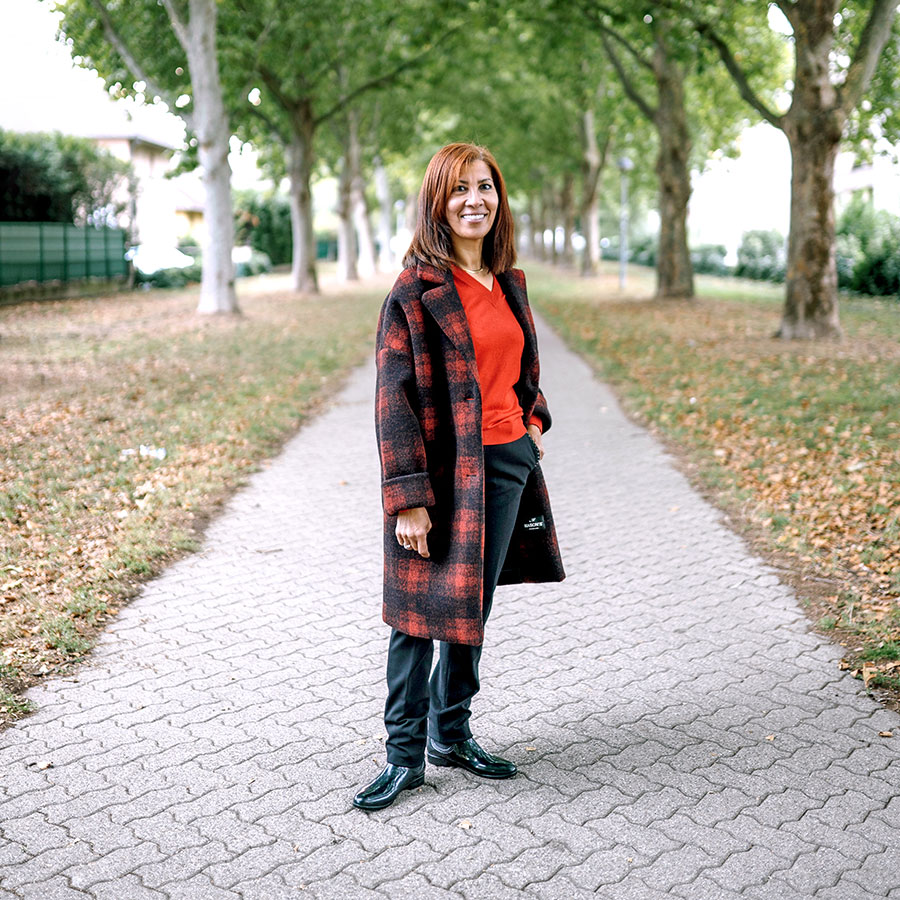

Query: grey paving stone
446,873,524,899
89,874,167,899
0,306,898,899
17,877,91,899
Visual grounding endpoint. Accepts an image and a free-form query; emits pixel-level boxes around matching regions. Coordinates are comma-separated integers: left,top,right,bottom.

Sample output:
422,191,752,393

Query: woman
354,143,565,811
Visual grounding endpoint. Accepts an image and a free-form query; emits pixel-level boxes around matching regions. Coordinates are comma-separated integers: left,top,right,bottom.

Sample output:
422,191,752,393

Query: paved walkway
1,312,899,900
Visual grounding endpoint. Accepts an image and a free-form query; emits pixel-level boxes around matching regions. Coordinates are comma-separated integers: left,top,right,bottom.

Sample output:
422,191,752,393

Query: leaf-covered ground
529,262,900,711
0,271,388,726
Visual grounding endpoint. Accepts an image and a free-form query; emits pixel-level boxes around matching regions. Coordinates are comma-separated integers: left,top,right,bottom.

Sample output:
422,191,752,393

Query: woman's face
445,159,498,244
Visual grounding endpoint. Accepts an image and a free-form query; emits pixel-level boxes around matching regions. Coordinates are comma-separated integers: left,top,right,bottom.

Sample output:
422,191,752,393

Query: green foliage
233,249,272,277
41,616,91,657
836,197,900,297
234,191,292,266
57,0,188,112
134,264,202,289
0,129,131,226
690,244,730,276
735,229,787,283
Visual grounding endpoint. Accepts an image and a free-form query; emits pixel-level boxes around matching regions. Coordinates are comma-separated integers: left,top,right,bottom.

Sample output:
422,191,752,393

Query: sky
1,0,185,145
0,0,262,187
4,0,849,258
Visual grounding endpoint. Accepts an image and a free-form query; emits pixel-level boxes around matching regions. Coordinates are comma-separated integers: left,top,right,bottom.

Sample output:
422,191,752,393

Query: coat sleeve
530,390,552,434
517,270,553,435
375,295,436,516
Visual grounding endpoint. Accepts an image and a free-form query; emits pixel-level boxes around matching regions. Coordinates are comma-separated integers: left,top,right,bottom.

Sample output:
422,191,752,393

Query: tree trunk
653,34,694,299
287,105,318,293
347,108,375,278
527,195,540,259
374,155,393,270
579,106,603,276
776,10,845,339
779,126,843,338
545,184,559,266
535,193,547,262
184,0,237,314
336,127,357,282
560,171,576,267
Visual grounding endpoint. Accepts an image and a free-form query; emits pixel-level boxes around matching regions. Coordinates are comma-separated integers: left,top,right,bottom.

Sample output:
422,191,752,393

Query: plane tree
59,0,239,313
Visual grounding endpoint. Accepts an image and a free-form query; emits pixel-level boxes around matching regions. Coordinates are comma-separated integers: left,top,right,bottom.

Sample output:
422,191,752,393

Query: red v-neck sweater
452,265,542,445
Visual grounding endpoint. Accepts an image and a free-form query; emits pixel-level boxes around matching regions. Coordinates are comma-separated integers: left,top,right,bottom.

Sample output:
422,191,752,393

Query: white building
690,122,900,264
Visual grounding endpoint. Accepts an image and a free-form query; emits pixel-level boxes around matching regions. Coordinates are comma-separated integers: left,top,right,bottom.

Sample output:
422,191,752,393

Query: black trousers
384,433,538,767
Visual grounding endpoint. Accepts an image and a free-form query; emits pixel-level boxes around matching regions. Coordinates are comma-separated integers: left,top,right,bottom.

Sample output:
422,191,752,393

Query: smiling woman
354,143,565,811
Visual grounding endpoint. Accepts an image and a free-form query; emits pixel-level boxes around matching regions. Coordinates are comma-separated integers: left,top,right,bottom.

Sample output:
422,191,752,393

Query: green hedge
836,197,900,297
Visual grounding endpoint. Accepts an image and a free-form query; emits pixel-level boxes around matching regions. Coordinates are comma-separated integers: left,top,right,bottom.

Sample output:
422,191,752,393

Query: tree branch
839,0,899,116
314,27,461,126
695,20,785,129
258,64,299,116
600,33,657,121
247,104,288,144
160,0,190,52
575,0,654,73
87,0,185,122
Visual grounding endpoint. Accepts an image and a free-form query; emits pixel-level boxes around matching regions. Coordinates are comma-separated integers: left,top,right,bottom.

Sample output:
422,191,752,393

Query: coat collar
416,262,479,381
414,261,536,390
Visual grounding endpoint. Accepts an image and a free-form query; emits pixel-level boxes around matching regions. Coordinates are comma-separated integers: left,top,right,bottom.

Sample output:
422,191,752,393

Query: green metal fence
0,222,128,287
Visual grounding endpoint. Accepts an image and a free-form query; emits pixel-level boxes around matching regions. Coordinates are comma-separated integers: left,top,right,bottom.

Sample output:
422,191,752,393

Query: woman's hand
396,507,432,558
527,423,544,459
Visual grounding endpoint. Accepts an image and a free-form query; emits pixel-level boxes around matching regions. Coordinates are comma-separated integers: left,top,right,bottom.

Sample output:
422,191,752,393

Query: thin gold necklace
457,261,486,274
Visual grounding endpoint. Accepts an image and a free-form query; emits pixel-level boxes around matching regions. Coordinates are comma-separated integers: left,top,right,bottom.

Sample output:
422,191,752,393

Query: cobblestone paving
1,312,898,900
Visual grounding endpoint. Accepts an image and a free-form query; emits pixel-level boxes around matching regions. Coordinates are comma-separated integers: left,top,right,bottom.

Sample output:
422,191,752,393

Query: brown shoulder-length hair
403,142,516,274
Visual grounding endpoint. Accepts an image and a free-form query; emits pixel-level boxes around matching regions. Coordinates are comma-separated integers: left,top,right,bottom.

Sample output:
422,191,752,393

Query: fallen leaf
862,661,878,688
525,746,537,752
765,735,775,742
458,819,473,830
879,731,893,738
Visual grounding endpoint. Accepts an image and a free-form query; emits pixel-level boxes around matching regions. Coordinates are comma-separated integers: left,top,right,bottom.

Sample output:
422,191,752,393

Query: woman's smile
447,160,498,242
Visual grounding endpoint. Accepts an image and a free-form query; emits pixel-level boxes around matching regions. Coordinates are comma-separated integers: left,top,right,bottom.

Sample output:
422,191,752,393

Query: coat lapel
497,269,539,398
417,263,480,382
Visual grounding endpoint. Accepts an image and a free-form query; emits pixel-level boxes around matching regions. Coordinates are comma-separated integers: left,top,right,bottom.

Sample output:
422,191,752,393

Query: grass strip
1,270,387,726
528,261,900,709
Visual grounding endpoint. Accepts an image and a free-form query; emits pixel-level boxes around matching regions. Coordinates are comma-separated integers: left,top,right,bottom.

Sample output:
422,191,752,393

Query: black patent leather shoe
426,737,517,779
352,762,426,810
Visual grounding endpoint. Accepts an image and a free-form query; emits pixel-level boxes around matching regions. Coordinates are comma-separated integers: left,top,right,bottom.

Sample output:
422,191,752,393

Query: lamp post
618,156,634,291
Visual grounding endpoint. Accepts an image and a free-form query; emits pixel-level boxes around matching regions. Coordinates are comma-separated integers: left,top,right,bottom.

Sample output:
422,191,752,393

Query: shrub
234,191,292,266
234,248,272,277
837,196,900,298
134,264,202,289
691,244,731,276
735,229,787,282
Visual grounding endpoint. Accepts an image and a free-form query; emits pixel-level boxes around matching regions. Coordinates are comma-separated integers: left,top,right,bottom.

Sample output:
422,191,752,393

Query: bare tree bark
287,104,318,293
373,155,393,271
578,104,609,276
336,146,357,282
653,30,694,299
598,19,695,299
348,110,376,278
180,0,238,314
527,194,541,259
697,0,898,338
89,0,237,313
560,171,576,267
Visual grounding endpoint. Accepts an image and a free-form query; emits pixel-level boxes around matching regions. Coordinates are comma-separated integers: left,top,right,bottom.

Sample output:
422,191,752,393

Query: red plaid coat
375,261,565,646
